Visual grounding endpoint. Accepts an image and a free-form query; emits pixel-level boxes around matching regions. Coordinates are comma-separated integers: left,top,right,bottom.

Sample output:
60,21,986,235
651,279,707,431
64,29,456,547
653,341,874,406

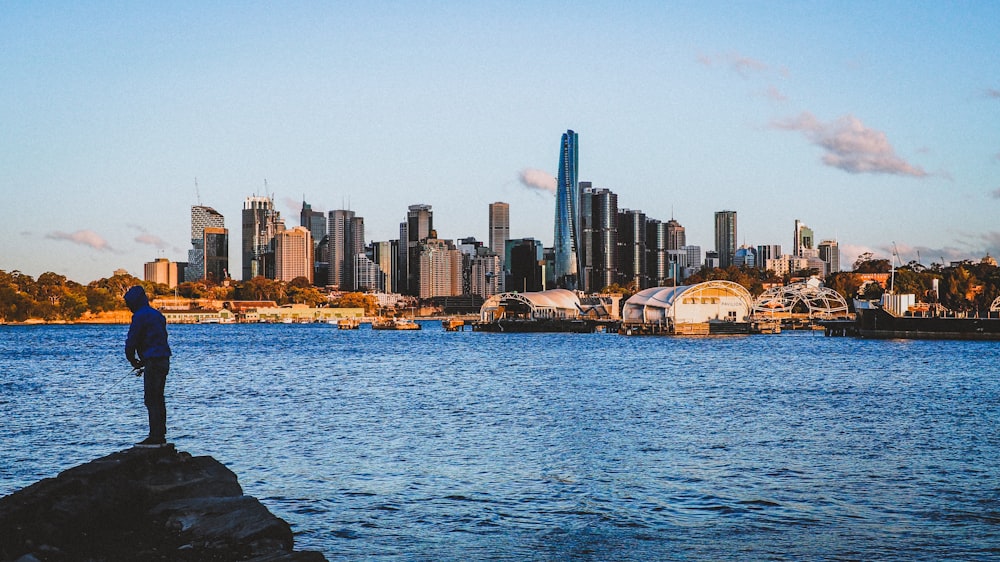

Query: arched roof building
479,289,581,322
622,281,753,325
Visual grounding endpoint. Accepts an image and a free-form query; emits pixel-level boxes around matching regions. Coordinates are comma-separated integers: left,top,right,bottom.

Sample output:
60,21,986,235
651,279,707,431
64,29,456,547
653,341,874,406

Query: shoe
134,436,167,448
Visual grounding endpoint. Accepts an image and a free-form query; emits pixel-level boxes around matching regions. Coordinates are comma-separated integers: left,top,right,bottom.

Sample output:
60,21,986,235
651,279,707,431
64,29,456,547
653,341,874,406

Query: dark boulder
0,446,327,561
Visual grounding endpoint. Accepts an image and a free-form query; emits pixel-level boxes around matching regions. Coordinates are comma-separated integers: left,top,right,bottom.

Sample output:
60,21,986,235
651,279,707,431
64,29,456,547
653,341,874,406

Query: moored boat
855,295,1000,340
372,317,421,330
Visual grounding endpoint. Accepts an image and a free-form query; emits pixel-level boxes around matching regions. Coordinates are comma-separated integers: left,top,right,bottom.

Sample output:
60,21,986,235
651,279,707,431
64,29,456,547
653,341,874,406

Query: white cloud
46,230,112,251
518,168,556,194
772,112,927,177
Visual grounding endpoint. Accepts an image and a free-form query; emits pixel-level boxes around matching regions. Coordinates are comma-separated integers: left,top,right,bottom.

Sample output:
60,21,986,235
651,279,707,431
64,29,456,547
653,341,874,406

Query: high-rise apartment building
646,219,669,288
580,186,618,293
554,130,581,289
488,202,509,266
371,240,398,294
757,245,782,267
665,219,686,251
273,226,312,283
187,205,227,283
328,210,365,290
714,210,737,269
418,237,462,298
794,220,814,258
402,204,433,295
618,209,647,289
818,240,840,276
354,254,384,292
242,196,283,280
203,227,229,282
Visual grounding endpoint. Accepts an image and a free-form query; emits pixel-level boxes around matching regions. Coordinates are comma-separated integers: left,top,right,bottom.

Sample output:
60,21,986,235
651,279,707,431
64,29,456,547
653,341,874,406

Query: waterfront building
617,209,647,289
794,220,814,258
402,204,434,296
187,205,227,283
622,281,753,328
144,258,178,288
418,237,463,298
714,210,737,269
242,196,283,280
371,240,398,294
553,130,581,289
328,209,364,290
274,226,313,283
818,240,840,275
488,202,509,268
581,185,618,293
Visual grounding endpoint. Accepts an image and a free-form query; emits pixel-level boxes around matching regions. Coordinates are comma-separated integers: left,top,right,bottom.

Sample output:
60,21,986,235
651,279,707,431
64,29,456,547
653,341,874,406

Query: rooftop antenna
194,178,202,205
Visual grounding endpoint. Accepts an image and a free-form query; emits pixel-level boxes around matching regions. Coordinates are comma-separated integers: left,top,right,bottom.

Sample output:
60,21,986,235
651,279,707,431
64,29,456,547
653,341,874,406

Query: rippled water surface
2,324,999,560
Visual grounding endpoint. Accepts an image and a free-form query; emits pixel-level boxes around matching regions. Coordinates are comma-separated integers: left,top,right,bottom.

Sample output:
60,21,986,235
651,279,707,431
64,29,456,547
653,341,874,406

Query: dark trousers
143,357,169,440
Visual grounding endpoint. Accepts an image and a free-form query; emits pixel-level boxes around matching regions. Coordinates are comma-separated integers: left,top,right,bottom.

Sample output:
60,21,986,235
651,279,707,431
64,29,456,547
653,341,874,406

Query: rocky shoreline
0,446,327,561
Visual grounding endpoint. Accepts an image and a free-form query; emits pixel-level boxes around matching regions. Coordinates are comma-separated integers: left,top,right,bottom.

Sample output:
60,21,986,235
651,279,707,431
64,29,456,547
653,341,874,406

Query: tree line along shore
3,253,999,324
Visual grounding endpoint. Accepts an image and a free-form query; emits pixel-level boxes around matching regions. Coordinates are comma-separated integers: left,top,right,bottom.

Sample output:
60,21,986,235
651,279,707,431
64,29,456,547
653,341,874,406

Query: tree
941,267,977,313
853,253,891,273
335,292,377,314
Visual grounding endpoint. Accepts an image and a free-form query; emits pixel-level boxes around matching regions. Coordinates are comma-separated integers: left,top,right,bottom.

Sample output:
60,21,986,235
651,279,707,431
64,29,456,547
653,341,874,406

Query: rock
0,446,327,561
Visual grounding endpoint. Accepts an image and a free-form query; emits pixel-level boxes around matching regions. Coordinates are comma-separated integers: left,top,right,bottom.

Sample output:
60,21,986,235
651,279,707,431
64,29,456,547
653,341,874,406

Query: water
2,324,999,561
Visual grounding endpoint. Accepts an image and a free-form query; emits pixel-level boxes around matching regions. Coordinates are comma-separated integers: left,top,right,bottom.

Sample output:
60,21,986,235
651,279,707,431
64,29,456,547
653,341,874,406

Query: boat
854,294,1000,340
371,317,421,330
337,318,360,330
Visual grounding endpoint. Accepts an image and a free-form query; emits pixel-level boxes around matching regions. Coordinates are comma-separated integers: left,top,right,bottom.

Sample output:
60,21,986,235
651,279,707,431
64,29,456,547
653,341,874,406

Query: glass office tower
554,130,580,290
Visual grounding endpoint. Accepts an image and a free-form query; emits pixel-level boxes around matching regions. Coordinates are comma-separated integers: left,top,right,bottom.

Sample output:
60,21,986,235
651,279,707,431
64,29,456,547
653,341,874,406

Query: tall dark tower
715,210,737,269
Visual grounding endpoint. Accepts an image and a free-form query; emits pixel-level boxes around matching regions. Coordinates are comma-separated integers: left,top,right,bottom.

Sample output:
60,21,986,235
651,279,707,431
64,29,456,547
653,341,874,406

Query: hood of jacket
124,286,149,313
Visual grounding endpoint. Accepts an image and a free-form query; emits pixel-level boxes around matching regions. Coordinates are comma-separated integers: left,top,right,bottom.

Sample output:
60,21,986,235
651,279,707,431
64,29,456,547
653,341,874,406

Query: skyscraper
203,227,229,282
554,130,581,290
794,219,814,258
818,239,840,276
714,210,737,269
328,210,365,290
581,186,618,292
274,226,312,283
617,209,647,288
665,219,686,251
488,202,510,266
242,196,282,280
403,204,433,295
187,205,226,282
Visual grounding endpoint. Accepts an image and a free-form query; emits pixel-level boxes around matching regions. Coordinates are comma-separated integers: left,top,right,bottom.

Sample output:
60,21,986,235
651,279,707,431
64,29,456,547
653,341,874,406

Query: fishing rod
95,366,144,400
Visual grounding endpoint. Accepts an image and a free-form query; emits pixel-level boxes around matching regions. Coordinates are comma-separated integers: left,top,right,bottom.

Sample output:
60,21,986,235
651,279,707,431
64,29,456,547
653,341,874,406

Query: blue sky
3,1,999,282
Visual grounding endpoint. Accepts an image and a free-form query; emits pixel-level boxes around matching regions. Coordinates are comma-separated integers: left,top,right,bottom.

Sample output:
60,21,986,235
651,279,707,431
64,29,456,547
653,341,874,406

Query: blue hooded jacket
124,286,171,365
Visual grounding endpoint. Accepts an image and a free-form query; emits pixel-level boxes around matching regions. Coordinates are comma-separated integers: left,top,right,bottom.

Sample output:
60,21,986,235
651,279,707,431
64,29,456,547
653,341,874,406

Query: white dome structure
479,289,581,322
622,281,753,326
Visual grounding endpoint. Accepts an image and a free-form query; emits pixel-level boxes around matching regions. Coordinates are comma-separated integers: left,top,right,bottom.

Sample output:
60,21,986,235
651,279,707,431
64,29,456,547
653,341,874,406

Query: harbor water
2,324,999,560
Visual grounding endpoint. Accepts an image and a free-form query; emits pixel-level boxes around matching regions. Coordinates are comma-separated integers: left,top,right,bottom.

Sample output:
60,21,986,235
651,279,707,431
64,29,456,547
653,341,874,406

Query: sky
3,1,999,283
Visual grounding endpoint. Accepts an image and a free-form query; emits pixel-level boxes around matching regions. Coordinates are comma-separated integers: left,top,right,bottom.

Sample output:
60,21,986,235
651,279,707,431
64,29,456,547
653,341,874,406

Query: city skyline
4,3,999,282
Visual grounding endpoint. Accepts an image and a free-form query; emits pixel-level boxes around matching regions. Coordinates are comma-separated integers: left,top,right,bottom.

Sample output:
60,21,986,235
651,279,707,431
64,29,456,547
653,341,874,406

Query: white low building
622,281,753,326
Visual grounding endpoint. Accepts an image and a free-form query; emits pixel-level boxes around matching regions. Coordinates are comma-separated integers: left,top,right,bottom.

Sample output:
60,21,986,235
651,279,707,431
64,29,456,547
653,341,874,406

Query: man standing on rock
124,285,172,448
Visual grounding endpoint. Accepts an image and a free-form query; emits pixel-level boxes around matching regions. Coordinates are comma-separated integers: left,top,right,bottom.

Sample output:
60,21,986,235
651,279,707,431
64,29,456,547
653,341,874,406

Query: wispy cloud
771,112,927,177
991,188,1000,199
986,88,1000,99
518,168,556,194
135,233,169,248
697,52,785,78
765,85,788,102
46,230,112,251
